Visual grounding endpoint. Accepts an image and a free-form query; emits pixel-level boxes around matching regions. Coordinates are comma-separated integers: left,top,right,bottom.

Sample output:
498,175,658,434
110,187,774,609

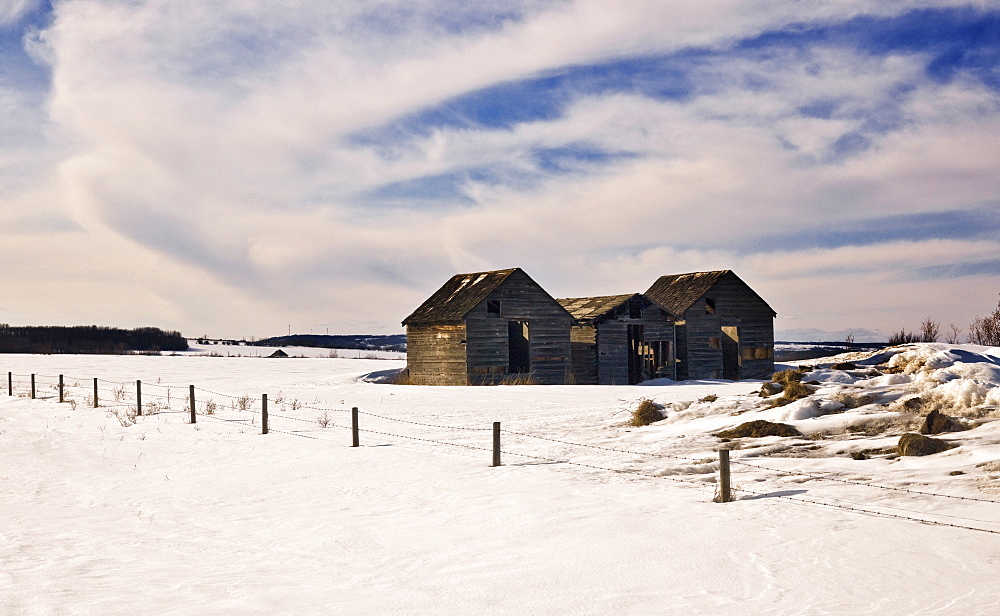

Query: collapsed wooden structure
403,268,774,385
557,294,676,384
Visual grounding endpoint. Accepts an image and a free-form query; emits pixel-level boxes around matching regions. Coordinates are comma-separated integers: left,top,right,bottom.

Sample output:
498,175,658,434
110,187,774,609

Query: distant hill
254,334,406,352
0,325,189,354
774,341,886,362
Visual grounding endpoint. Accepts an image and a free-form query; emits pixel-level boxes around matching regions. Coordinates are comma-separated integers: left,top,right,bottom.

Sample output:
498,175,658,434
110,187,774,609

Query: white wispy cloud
0,0,997,339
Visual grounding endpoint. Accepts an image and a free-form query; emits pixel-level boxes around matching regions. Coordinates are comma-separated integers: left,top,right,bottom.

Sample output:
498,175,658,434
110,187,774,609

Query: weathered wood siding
594,303,675,385
679,272,774,380
405,323,468,385
464,270,571,385
678,308,723,380
569,325,598,385
597,321,629,384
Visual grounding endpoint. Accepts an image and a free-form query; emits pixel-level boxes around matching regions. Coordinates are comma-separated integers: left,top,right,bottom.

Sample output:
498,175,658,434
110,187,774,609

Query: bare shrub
968,296,1000,345
888,330,921,345
699,394,718,403
317,411,332,428
630,399,664,426
202,400,217,415
235,395,252,411
919,318,940,342
945,324,964,344
111,406,138,427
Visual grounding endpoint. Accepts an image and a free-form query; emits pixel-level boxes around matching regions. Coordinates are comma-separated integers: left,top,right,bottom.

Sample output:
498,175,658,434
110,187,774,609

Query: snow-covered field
2,344,1000,614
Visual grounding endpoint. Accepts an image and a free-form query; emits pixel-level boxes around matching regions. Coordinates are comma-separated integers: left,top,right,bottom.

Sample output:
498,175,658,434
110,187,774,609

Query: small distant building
645,270,775,380
268,349,289,358
402,268,573,385
557,294,677,384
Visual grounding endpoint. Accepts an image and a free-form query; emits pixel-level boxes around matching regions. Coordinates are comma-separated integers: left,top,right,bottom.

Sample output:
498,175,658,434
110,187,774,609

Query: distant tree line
889,294,1000,346
0,325,188,354
254,334,406,352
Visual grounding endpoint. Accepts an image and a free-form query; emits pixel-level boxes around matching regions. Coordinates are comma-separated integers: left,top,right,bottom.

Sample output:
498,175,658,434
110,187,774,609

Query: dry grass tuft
387,369,413,385
716,420,802,439
771,369,805,385
845,413,920,436
497,373,538,385
830,391,879,409
630,399,665,426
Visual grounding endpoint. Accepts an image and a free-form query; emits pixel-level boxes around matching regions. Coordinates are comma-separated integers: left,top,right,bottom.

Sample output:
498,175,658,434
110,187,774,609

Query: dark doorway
627,324,645,384
647,340,674,380
508,320,530,374
721,326,740,380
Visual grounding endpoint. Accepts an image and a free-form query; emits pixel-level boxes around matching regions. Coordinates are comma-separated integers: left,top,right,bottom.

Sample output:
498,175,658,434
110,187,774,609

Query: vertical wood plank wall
677,273,774,380
568,325,599,385
465,270,572,385
405,323,468,385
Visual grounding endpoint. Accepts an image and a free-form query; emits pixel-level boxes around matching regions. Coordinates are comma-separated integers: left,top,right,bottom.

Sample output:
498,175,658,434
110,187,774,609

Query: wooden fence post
718,449,732,503
136,380,142,416
189,385,196,424
30,374,35,399
93,378,99,407
492,422,501,467
262,394,268,435
8,371,12,396
351,407,359,447
59,375,64,403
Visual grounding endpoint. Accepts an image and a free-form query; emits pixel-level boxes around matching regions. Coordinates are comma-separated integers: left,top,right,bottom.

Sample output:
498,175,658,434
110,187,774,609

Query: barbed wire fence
4,369,1000,536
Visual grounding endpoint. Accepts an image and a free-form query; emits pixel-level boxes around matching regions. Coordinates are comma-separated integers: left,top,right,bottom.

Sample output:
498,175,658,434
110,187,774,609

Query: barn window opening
629,299,642,319
705,298,716,314
487,300,501,316
508,320,530,373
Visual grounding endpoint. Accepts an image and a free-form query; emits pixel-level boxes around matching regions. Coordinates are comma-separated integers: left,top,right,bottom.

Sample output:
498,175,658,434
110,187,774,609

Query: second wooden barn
557,294,677,384
402,268,572,385
645,270,775,380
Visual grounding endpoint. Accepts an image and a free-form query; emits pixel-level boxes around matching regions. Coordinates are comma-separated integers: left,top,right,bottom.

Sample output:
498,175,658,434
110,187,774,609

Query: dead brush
496,373,538,386
831,391,879,409
771,369,805,385
387,369,413,385
630,398,665,426
767,380,815,408
845,413,920,436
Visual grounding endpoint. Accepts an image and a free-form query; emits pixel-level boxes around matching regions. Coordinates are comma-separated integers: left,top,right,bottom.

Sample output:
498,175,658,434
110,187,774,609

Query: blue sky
0,1,998,340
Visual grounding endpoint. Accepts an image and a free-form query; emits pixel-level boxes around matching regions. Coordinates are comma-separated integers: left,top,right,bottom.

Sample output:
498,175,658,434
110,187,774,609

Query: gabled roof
557,294,636,321
402,268,519,325
646,270,776,317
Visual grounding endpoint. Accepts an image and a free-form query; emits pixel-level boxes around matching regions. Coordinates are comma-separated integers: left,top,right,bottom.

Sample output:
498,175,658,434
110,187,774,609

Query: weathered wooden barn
645,270,775,380
402,268,573,385
557,294,677,384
